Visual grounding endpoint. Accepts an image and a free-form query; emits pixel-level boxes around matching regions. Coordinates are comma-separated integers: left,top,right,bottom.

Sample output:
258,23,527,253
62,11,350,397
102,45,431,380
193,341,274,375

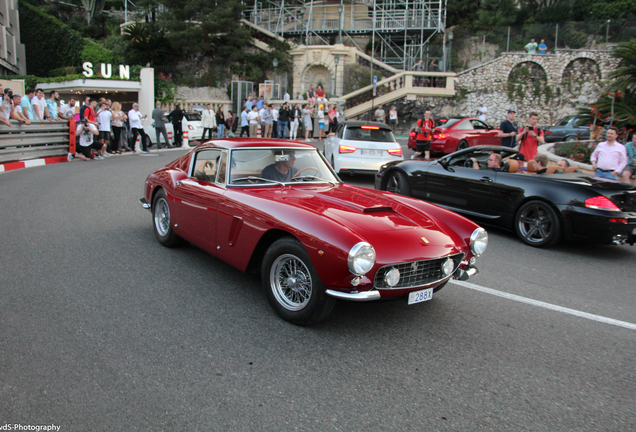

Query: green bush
81,42,114,66
552,141,596,163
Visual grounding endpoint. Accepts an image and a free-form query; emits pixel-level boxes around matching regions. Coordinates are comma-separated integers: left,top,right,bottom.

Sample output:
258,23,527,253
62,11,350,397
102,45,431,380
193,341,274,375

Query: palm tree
609,40,636,92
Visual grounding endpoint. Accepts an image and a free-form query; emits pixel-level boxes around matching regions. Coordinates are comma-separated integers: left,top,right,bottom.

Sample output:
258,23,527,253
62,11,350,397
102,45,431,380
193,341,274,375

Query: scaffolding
243,0,447,70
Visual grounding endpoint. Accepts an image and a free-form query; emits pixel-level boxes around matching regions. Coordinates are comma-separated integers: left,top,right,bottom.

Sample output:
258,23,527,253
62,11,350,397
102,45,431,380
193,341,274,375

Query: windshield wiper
232,176,285,186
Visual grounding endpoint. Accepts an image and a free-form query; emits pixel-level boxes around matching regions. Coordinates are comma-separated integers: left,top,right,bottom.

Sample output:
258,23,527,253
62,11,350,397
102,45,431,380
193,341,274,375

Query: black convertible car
375,146,636,247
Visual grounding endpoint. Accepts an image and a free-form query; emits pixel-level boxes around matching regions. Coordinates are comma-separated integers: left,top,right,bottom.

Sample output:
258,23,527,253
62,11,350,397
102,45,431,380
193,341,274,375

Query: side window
455,120,474,131
574,118,587,128
472,120,488,129
192,149,222,182
216,152,228,185
337,124,344,138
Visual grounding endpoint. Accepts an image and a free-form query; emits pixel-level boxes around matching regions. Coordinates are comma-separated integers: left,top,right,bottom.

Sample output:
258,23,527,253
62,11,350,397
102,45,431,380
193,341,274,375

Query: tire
514,200,561,247
565,136,577,142
456,140,469,151
384,171,411,196
144,134,152,148
152,189,182,247
261,237,336,326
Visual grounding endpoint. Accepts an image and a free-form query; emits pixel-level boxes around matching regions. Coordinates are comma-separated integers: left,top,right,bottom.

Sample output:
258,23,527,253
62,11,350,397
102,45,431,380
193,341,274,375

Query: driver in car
261,150,299,182
470,153,502,171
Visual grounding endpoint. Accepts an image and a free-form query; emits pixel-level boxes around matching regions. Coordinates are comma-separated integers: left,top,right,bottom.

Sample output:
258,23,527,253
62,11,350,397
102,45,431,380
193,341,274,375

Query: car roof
193,138,318,151
341,121,392,131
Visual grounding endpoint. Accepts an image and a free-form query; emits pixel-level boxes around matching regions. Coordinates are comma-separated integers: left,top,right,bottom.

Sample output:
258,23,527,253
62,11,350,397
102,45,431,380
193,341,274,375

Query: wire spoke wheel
154,197,171,237
270,254,312,311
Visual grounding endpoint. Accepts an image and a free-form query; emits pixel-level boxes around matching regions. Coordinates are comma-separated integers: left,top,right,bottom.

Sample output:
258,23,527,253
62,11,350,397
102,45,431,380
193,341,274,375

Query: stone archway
302,65,332,93
561,58,601,82
508,61,548,85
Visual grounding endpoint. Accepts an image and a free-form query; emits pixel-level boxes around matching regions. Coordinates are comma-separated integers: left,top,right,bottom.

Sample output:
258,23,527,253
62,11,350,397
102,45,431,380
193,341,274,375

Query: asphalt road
1,143,635,431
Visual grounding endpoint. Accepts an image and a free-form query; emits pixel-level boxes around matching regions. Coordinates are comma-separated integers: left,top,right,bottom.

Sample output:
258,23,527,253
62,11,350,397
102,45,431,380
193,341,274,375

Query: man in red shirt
412,109,435,159
516,112,545,162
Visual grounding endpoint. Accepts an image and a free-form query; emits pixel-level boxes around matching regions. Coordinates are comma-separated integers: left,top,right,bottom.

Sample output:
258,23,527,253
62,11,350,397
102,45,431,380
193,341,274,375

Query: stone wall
385,49,618,133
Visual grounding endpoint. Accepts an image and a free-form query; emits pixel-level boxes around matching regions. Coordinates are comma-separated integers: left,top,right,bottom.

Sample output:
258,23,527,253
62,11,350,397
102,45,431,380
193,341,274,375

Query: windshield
185,114,201,121
555,116,574,126
343,126,395,142
229,148,340,185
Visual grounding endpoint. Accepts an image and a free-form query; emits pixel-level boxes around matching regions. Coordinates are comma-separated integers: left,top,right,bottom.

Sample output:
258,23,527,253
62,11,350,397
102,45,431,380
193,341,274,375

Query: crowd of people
239,94,344,142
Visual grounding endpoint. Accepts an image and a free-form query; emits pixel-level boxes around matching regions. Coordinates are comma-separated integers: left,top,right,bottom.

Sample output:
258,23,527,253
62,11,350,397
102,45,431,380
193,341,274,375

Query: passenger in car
470,153,502,171
533,154,549,174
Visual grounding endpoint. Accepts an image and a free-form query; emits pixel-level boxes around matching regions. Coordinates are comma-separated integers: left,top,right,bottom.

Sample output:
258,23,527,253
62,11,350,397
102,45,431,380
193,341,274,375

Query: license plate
408,288,433,305
361,150,383,156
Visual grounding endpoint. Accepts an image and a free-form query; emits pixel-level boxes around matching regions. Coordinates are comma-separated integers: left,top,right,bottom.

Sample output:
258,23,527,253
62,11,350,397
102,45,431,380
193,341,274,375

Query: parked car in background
144,119,175,146
376,145,636,248
141,139,487,325
167,112,203,144
407,117,500,155
543,116,591,142
324,121,403,174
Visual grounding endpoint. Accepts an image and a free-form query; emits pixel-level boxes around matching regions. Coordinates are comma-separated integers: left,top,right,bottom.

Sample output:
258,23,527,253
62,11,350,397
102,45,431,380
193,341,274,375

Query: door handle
480,177,492,183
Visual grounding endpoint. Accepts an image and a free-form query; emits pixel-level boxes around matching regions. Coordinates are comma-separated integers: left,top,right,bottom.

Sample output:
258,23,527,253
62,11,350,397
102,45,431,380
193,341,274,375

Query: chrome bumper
140,198,151,209
325,289,381,301
453,266,478,281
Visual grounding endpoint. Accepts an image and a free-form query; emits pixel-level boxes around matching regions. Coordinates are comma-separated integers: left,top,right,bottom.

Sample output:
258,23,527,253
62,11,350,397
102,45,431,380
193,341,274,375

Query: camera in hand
527,126,534,130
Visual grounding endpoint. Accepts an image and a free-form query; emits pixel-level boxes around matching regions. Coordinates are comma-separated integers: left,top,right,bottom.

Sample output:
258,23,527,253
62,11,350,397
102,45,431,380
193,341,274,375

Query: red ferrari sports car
408,117,501,154
141,139,487,325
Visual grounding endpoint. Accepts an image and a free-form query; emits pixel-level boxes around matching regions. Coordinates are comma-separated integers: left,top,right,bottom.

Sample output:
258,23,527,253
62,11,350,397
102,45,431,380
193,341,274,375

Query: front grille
374,253,464,289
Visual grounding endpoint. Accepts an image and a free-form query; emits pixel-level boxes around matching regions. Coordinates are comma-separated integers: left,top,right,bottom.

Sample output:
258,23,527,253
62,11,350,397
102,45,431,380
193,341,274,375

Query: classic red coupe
140,139,487,325
408,117,501,154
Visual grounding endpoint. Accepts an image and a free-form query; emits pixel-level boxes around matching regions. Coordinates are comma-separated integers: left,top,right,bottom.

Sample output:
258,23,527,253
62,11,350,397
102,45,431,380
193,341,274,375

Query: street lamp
333,54,340,96
447,30,454,72
272,58,279,100
300,6,306,45
337,4,343,44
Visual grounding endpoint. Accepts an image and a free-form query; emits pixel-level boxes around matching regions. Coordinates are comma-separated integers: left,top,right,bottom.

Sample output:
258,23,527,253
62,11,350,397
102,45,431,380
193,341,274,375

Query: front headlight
348,242,376,276
470,228,488,257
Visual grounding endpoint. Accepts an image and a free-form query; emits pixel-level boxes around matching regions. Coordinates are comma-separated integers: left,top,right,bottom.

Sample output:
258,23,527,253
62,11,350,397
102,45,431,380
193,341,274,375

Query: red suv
408,117,501,154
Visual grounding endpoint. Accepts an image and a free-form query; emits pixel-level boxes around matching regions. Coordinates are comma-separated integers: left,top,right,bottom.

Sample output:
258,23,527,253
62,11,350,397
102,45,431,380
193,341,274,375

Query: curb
0,155,69,174
0,146,190,175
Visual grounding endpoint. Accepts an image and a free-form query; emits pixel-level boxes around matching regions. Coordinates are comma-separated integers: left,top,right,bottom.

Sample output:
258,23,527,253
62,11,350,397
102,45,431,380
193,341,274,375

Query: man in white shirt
97,102,112,154
271,106,279,138
248,106,260,138
75,119,104,161
11,94,30,125
478,104,487,122
201,103,216,141
283,91,290,101
59,98,76,121
591,127,628,180
128,103,148,153
31,88,50,122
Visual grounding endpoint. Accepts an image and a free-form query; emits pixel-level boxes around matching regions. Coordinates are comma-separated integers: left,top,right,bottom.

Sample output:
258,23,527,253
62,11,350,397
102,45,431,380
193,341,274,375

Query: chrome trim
140,198,151,209
326,289,381,301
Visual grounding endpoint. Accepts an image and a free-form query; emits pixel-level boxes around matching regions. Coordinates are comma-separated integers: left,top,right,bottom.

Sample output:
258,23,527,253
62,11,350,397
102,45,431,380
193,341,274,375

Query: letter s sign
82,62,94,78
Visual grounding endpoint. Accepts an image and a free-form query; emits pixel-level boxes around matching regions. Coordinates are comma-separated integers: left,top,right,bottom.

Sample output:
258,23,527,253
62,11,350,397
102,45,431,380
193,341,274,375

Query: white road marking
450,280,636,331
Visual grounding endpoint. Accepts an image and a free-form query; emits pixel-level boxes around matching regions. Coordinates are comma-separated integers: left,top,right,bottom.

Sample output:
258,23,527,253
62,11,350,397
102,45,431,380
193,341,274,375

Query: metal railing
0,120,72,164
